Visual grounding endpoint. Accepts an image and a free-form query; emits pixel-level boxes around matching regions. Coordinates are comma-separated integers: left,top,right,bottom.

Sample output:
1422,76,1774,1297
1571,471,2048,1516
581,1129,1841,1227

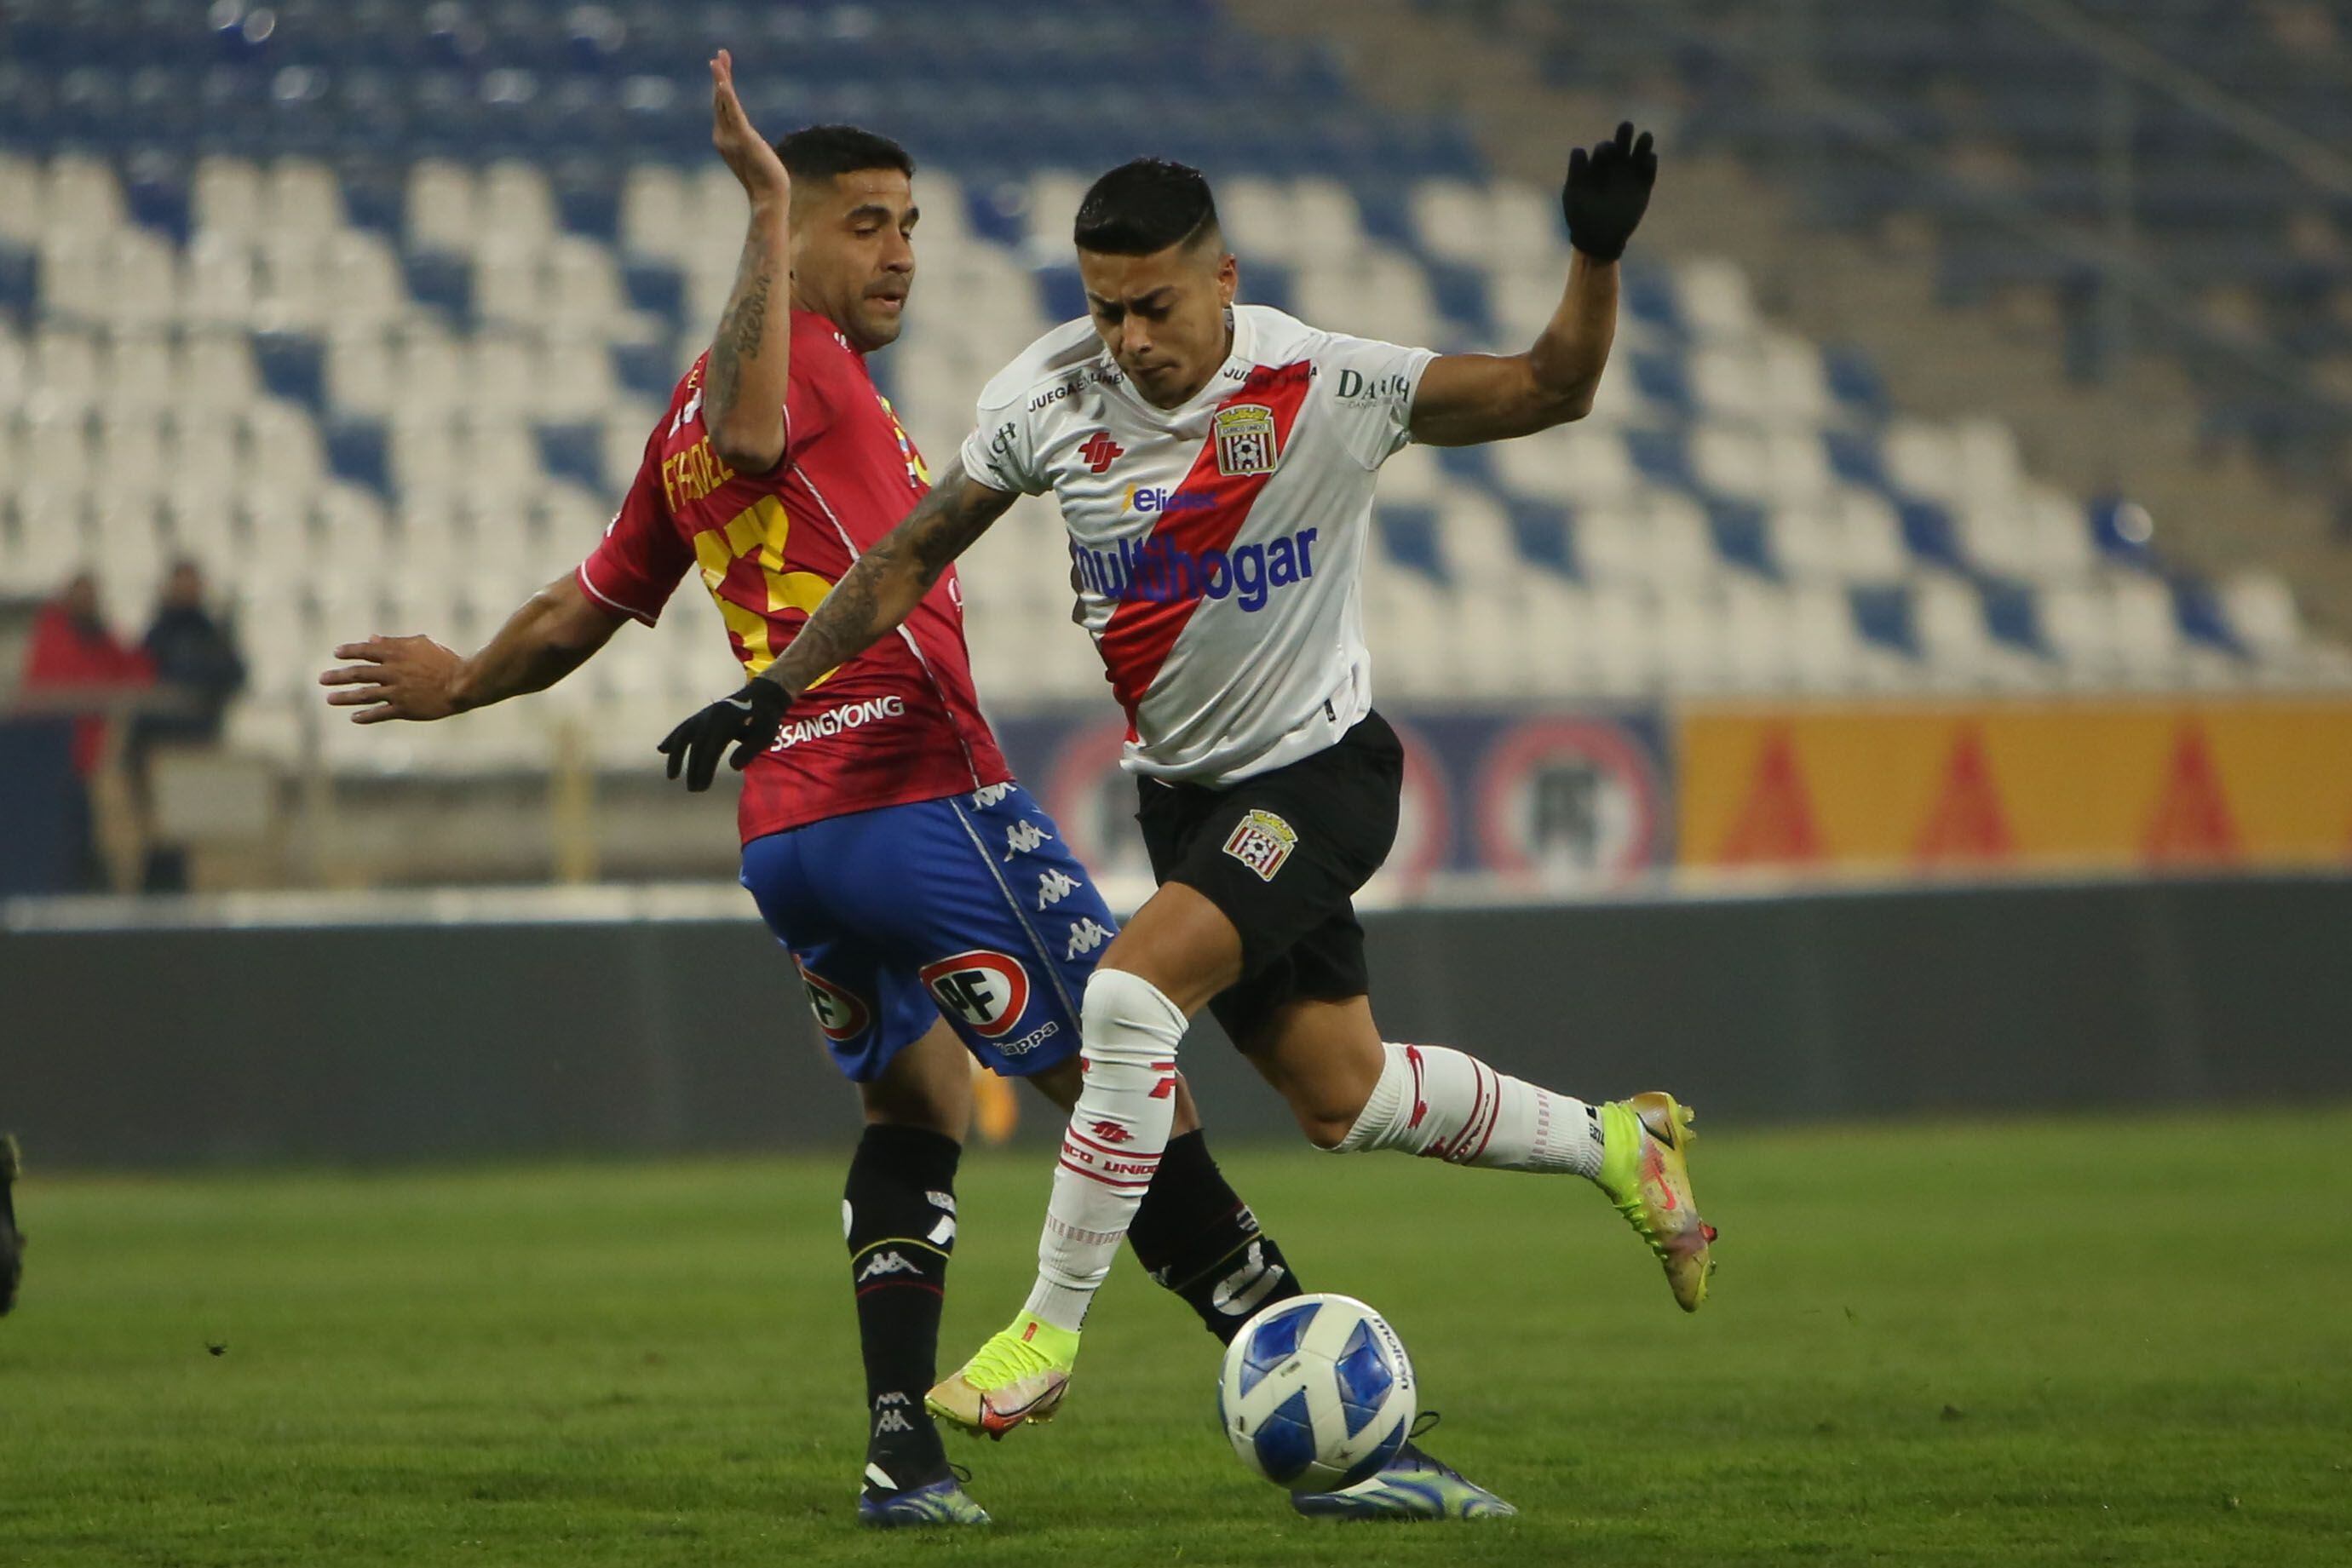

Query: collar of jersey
1105,305,1261,422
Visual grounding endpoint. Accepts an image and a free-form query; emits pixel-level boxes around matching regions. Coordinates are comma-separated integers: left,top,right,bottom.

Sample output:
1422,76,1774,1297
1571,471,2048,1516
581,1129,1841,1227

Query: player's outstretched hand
658,678,792,791
710,49,789,204
1561,122,1658,263
319,635,464,722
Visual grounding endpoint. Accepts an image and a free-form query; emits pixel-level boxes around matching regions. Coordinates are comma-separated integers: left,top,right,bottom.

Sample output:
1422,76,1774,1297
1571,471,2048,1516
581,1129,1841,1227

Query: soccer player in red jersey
320,55,1504,1525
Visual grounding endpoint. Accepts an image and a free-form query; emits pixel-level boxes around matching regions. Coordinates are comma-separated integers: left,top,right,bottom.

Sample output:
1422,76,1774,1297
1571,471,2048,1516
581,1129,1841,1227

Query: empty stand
2,0,2344,783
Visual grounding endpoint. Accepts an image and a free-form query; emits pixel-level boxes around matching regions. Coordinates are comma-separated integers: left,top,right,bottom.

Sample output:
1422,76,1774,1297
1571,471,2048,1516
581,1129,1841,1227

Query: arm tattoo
762,462,1008,697
704,222,776,422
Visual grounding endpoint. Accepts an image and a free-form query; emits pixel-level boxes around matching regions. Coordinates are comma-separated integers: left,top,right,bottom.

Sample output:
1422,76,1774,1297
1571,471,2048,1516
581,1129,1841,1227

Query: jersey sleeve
1319,333,1440,469
576,439,693,626
957,393,1048,496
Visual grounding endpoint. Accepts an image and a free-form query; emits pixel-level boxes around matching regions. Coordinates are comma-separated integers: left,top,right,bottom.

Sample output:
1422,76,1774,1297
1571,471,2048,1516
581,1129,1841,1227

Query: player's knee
1315,1041,1415,1155
1079,966,1188,1072
1291,1072,1378,1151
1297,1100,1363,1152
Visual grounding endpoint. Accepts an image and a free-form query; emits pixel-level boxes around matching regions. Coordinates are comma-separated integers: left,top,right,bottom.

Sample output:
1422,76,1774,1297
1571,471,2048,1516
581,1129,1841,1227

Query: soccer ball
1217,1293,1416,1491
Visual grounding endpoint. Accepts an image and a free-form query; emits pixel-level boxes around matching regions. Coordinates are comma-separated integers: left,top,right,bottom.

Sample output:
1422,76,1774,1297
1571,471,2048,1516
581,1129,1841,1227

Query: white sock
1022,968,1188,1332
1333,1042,1607,1180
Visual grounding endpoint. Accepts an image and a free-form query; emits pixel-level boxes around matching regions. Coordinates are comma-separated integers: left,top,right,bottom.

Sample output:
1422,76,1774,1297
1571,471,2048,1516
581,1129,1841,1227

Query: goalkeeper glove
658,678,791,792
1561,121,1658,263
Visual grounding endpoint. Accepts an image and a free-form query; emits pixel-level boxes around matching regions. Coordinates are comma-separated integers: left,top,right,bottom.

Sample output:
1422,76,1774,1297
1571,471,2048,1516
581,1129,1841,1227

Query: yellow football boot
1597,1092,1717,1312
927,1315,1080,1439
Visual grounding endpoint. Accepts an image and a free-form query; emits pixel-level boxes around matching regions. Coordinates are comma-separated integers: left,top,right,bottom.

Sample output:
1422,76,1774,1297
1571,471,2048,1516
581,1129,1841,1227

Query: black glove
1561,121,1658,262
658,678,792,791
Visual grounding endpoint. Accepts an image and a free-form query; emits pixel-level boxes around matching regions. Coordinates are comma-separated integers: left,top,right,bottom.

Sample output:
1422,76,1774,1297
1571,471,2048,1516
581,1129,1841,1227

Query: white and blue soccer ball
1217,1293,1416,1491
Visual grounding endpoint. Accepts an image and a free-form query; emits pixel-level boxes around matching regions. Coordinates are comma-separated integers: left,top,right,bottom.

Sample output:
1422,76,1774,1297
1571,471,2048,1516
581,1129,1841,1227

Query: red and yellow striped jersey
578,310,1010,842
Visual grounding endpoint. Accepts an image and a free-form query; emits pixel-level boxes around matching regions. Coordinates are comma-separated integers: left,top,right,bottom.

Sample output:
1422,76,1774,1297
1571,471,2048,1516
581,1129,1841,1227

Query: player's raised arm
700,49,794,474
319,572,624,723
1408,123,1657,447
656,460,1015,790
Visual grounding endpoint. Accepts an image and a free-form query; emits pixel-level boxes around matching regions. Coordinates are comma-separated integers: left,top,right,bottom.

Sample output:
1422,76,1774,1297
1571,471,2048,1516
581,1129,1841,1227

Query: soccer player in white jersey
658,123,1716,1457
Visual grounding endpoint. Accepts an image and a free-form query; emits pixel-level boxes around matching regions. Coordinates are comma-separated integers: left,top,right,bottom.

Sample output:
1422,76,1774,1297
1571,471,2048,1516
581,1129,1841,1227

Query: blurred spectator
20,572,153,890
23,572,153,774
139,560,246,747
135,560,249,892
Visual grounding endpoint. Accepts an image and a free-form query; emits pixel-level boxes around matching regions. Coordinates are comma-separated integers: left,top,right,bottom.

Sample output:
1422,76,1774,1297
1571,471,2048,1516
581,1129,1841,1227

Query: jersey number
694,495,836,679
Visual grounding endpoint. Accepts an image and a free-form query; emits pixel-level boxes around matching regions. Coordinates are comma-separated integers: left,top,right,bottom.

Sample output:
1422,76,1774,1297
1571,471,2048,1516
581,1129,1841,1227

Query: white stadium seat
0,150,46,245
1492,422,1640,506
267,158,347,238
181,232,261,327
43,153,126,238
1675,257,1760,342
621,165,692,262
193,156,265,238
405,160,481,255
0,143,2334,783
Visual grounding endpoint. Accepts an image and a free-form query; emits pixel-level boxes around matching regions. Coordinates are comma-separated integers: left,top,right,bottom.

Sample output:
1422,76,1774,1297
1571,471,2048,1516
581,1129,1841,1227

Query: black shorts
1135,710,1403,1049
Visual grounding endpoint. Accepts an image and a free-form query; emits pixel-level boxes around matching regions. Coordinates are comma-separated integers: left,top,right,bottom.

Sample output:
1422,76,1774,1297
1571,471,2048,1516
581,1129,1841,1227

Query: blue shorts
739,782,1118,1083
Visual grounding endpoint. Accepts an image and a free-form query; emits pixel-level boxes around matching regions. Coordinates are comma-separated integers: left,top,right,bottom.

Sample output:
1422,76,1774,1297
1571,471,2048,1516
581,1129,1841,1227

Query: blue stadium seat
1032,264,1088,330
1434,445,1494,488
336,159,409,236
1822,428,1887,488
253,331,327,412
1630,353,1692,413
401,249,474,322
1622,266,1682,334
124,157,193,244
555,167,622,243
1422,260,1491,337
620,261,685,330
538,422,606,492
1625,427,1693,488
1706,501,1778,579
1240,261,1296,318
1821,345,1889,416
1377,503,1448,583
1504,497,1580,580
2170,576,2246,656
325,417,391,497
611,340,680,404
1978,577,2050,656
1848,583,1920,658
1899,501,1966,571
0,244,36,320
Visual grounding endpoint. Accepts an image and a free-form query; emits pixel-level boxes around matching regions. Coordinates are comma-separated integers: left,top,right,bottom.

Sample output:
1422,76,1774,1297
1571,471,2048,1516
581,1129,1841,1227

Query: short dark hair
1073,158,1222,256
772,124,915,184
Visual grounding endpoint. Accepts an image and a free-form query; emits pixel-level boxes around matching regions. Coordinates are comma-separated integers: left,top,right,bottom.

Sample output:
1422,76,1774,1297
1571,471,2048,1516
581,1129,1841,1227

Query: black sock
843,1123,960,1490
1128,1129,1305,1345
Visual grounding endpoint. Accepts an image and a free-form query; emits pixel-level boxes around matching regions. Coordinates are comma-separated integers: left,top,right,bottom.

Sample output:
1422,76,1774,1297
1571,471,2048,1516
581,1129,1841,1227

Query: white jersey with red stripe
958,304,1435,787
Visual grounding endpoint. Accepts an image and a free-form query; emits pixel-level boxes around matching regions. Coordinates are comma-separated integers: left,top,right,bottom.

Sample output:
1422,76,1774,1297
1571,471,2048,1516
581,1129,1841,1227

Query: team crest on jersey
876,393,929,489
919,950,1032,1038
1222,808,1299,882
796,961,872,1042
1213,404,1280,477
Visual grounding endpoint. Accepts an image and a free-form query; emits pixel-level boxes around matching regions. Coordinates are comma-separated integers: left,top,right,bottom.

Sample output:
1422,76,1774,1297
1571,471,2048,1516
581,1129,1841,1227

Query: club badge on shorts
1213,404,1280,477
1222,808,1298,882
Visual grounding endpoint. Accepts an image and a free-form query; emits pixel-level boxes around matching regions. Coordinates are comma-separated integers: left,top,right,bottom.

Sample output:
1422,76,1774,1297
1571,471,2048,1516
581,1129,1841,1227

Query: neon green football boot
1597,1092,1717,1312
927,1314,1080,1439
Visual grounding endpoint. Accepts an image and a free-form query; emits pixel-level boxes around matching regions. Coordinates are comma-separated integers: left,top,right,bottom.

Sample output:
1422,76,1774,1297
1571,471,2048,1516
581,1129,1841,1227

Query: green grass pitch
3,1110,2348,1566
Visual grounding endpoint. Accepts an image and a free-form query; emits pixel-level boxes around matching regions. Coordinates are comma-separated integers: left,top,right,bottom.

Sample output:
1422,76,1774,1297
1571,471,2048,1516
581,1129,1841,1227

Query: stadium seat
0,26,2336,791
